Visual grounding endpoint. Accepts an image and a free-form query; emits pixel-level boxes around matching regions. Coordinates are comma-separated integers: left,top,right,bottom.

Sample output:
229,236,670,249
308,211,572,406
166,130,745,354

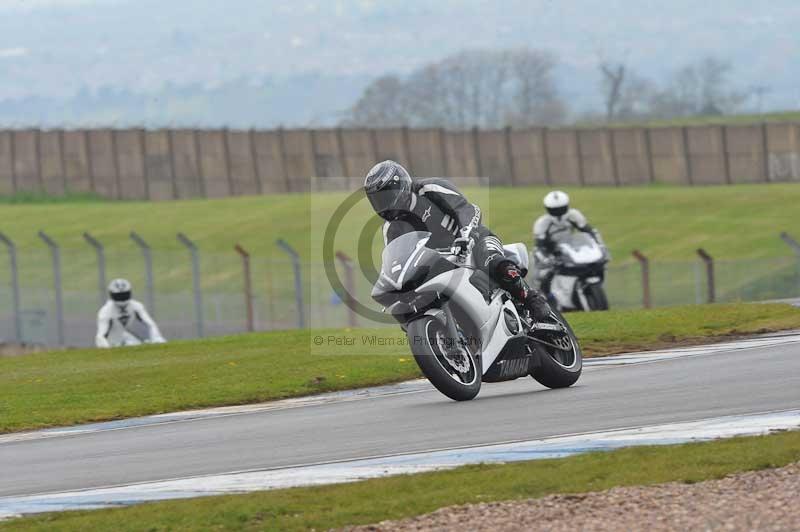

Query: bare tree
509,49,565,127
649,57,746,118
749,85,771,114
598,61,654,122
342,75,410,127
342,48,566,129
600,62,626,121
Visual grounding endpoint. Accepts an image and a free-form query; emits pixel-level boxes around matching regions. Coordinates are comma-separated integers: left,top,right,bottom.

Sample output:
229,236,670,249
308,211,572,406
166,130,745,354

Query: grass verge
4,429,800,531
1,303,798,434
0,191,105,204
3,183,799,260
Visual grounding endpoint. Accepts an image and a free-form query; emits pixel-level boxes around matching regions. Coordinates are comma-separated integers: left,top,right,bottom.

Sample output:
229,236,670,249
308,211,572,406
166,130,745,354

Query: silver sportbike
372,231,582,401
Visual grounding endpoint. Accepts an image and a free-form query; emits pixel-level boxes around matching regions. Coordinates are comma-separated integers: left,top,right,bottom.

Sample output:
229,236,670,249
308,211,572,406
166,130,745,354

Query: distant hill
0,0,798,127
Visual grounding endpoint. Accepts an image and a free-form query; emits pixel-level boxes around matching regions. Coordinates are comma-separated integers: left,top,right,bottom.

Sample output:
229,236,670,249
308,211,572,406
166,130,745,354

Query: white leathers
533,191,607,286
534,189,606,255
533,208,597,250
96,299,166,348
96,278,166,348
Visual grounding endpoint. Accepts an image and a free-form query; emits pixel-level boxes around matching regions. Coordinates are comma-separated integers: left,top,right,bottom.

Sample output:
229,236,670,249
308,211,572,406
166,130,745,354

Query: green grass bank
4,430,800,531
1,303,798,433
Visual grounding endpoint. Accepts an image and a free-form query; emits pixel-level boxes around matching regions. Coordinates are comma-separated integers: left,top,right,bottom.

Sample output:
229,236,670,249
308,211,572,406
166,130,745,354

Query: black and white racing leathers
382,178,550,319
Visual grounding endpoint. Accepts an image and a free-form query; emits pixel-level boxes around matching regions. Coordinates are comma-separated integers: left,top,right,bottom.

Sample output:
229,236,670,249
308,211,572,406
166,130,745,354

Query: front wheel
530,309,582,388
584,283,609,310
407,316,481,401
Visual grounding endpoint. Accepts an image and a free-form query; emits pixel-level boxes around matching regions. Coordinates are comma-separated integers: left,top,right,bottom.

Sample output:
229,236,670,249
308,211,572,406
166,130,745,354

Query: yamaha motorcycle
372,231,582,401
549,233,609,311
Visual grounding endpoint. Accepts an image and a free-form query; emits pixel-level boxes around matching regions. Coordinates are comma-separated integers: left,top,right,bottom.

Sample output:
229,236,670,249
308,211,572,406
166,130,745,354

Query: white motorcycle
372,231,582,401
547,233,609,312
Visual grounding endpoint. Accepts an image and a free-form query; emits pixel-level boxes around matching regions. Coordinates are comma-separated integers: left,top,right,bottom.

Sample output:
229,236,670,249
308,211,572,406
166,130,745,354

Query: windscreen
380,231,431,280
557,232,596,251
557,232,603,264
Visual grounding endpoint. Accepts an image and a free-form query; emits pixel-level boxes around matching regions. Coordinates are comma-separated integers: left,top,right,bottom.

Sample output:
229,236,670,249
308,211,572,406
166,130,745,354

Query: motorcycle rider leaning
533,190,608,297
95,278,166,348
364,160,551,321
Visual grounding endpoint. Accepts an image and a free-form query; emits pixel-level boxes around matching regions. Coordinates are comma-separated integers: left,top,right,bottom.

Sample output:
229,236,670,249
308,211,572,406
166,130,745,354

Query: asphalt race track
2,333,800,504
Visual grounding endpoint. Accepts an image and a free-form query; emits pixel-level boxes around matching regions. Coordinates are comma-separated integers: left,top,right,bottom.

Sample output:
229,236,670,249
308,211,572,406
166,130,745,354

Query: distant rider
95,278,166,348
364,160,552,320
533,190,608,298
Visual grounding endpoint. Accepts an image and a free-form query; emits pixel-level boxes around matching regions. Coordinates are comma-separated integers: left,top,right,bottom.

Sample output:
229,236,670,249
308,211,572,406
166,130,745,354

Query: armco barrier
0,124,798,199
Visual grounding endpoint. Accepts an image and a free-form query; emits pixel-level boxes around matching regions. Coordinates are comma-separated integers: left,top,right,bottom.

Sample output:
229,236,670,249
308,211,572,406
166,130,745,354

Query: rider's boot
498,262,552,321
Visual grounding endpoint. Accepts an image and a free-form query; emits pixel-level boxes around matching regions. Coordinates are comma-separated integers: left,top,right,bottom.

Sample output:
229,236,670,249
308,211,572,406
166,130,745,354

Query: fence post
9,129,17,193
130,231,155,315
471,126,484,181
0,232,22,342
38,230,65,346
643,127,655,184
83,232,107,307
249,128,264,194
720,125,732,185
438,127,449,177
192,129,207,198
335,251,358,327
696,248,715,303
780,232,800,256
761,123,770,182
504,126,516,186
781,232,800,295
541,127,552,186
575,129,585,185
177,232,204,337
234,244,254,332
276,238,304,329
607,129,620,186
681,126,694,185
632,250,651,309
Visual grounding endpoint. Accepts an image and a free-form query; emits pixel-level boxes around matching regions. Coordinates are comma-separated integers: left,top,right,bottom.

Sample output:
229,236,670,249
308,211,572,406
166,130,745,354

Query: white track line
2,408,798,520
2,331,799,445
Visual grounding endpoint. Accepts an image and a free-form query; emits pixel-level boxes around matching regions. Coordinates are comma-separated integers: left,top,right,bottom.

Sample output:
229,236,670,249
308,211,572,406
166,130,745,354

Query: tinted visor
547,206,568,218
110,290,131,302
367,181,409,218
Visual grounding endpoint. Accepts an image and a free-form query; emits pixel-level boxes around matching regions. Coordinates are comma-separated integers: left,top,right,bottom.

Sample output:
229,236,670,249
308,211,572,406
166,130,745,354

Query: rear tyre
530,309,582,388
407,316,481,401
584,283,609,310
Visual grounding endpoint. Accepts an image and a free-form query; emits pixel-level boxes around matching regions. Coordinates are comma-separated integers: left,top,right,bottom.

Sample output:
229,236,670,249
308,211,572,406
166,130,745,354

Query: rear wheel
530,309,582,388
407,316,481,401
584,283,609,310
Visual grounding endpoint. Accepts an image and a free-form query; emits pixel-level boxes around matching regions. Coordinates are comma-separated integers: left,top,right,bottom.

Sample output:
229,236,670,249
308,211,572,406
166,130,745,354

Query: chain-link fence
1,233,799,348
603,255,800,309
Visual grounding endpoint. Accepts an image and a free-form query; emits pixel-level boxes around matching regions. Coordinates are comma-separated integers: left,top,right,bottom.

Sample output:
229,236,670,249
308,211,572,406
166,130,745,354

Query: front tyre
584,283,609,310
407,316,481,401
530,309,582,388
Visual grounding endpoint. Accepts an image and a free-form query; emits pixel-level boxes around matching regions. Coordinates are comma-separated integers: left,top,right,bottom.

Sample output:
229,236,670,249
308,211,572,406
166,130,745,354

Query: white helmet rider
96,278,166,348
108,278,132,307
543,190,570,219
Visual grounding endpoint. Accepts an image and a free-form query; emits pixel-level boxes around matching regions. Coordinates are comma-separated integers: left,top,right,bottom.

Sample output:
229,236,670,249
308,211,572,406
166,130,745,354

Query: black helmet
364,160,412,220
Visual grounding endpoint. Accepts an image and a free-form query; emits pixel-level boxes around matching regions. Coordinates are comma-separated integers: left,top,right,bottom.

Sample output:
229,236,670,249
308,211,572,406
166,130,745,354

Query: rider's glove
451,228,473,257
451,236,470,257
601,246,611,261
536,252,555,269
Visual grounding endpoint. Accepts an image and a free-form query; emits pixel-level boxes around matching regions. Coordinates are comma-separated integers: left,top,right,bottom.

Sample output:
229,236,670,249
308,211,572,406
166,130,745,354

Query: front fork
441,302,463,355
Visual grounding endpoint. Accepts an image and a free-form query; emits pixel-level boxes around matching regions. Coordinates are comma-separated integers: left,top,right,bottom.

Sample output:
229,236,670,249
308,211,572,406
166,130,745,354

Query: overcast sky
0,0,797,121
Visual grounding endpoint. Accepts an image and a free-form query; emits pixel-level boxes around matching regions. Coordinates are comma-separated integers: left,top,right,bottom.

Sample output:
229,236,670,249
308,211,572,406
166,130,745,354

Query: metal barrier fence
1,233,799,348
